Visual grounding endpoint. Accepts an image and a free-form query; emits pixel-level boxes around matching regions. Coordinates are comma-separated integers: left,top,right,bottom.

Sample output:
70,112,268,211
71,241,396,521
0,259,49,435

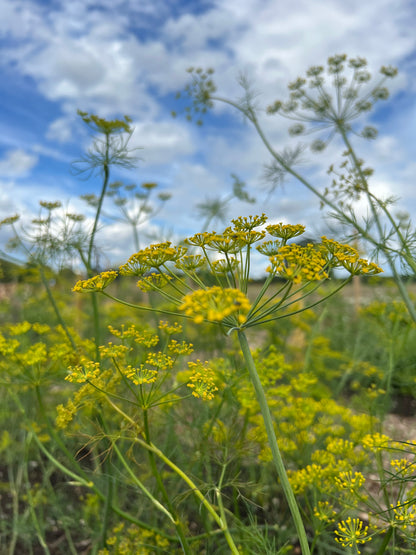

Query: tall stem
142,410,192,554
86,139,110,356
38,266,77,350
237,329,310,555
339,129,416,324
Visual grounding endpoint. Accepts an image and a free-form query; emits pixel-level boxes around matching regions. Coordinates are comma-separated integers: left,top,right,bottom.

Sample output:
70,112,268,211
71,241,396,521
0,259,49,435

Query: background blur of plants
1,56,416,554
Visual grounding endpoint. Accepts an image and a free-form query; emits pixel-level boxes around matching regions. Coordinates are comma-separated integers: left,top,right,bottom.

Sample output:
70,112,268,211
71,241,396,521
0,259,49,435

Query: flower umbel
187,360,218,400
179,287,251,325
73,271,118,293
334,517,372,553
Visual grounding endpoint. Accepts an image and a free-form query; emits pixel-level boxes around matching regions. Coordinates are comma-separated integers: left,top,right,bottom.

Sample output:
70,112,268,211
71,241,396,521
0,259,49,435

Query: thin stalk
87,156,110,269
244,278,351,328
24,434,51,554
23,391,171,538
96,427,114,551
375,526,393,555
339,129,416,323
214,457,237,552
100,291,195,323
8,462,23,555
133,439,241,555
86,140,110,356
101,396,238,551
38,266,76,350
111,441,176,524
237,329,310,555
142,410,192,554
31,432,171,536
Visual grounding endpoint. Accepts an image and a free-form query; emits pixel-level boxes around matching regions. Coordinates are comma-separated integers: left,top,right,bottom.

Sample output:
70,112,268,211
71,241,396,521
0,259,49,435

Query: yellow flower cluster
179,286,251,325
184,231,213,247
55,401,76,429
0,332,19,356
321,237,383,275
187,360,218,400
119,242,186,275
137,272,171,291
123,365,158,385
231,214,268,231
268,243,329,283
97,522,171,555
334,470,365,494
391,458,416,477
361,432,390,452
392,501,416,529
334,517,372,553
72,271,118,292
66,360,101,383
266,223,305,241
211,257,239,274
16,342,48,366
108,324,159,348
158,321,183,335
145,352,174,370
0,214,20,226
7,321,32,335
313,501,337,523
175,254,205,272
167,339,194,356
99,342,130,359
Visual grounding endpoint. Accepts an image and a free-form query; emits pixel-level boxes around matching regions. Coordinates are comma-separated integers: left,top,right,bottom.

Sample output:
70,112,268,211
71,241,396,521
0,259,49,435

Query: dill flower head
72,270,118,293
39,200,62,211
391,501,416,529
137,272,172,292
334,517,372,553
179,286,251,325
268,243,329,283
0,215,20,226
187,360,218,400
334,470,365,494
266,55,397,150
266,223,305,241
66,360,101,383
231,213,268,231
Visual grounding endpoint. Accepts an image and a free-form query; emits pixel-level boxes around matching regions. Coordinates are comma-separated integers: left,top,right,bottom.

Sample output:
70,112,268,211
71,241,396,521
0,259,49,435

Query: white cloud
46,117,74,143
0,149,38,177
130,120,196,166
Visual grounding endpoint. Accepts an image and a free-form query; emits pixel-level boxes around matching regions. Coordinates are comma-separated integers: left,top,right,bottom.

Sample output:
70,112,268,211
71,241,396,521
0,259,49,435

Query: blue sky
0,0,415,268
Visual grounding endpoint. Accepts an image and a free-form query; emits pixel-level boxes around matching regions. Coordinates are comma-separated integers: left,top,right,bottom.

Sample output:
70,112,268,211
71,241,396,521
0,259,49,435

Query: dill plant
74,214,381,553
178,56,416,325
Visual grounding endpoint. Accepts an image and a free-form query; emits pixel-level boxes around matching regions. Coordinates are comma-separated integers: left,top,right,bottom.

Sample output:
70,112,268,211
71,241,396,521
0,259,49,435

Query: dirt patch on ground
383,413,416,442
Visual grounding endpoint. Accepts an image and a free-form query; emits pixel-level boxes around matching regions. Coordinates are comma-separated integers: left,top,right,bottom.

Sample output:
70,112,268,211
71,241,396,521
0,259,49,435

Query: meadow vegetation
1,55,416,554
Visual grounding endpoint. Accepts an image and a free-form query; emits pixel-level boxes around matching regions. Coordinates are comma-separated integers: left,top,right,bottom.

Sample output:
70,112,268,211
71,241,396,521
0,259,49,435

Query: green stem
102,395,239,552
86,142,111,355
91,292,101,359
142,410,192,554
339,130,416,324
111,441,177,523
87,158,110,268
375,526,393,555
23,390,171,539
237,329,310,555
8,461,23,555
24,433,51,554
128,437,240,554
38,266,77,350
